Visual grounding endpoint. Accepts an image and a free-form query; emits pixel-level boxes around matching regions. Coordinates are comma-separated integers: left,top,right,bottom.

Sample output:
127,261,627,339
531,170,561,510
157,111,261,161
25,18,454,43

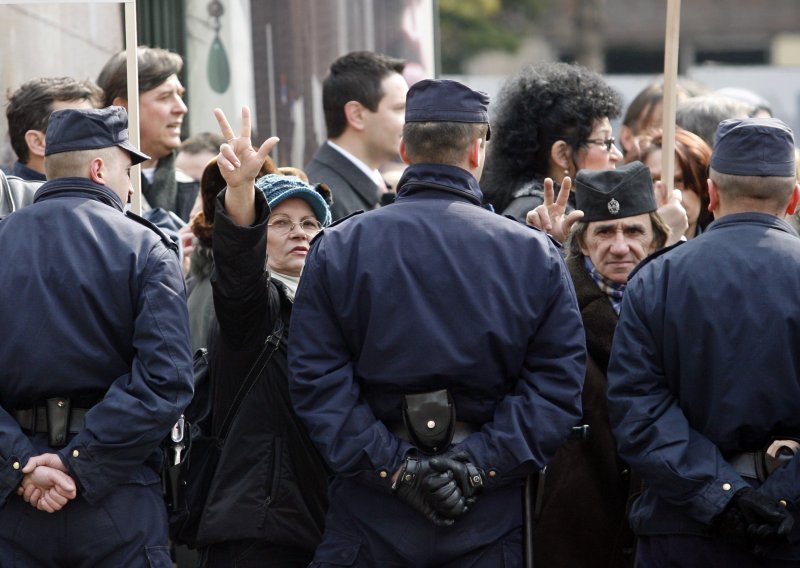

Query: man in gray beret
607,117,800,565
535,161,671,567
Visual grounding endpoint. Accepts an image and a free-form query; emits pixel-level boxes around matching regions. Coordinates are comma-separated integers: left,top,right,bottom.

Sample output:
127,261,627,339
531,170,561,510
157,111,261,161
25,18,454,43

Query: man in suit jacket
305,51,408,220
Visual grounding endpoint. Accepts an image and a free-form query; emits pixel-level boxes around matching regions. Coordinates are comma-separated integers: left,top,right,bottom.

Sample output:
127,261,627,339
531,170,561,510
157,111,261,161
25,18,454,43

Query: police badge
607,198,620,215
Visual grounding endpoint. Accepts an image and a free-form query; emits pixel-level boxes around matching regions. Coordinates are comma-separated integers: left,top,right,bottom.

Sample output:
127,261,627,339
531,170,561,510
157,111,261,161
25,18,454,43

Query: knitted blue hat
256,174,332,227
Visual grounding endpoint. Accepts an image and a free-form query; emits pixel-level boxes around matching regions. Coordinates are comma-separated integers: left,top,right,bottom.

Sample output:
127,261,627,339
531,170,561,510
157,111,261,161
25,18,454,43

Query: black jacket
197,189,328,550
0,178,193,504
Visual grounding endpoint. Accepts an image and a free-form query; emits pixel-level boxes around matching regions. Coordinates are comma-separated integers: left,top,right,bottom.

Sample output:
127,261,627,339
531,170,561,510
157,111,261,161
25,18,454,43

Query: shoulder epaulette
627,239,685,280
125,210,179,253
517,218,564,249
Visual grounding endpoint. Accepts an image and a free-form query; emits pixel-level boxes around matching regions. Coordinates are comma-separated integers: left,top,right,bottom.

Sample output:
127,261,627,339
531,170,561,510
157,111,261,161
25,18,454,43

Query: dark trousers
637,534,800,568
0,481,170,567
199,540,313,568
310,475,524,567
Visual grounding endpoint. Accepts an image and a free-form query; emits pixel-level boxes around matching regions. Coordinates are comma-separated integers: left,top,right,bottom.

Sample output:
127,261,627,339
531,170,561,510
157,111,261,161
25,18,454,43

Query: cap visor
118,141,150,165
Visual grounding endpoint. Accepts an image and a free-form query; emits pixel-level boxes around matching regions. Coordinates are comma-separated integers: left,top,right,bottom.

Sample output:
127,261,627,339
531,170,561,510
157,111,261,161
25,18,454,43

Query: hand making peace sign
525,177,584,244
213,106,280,226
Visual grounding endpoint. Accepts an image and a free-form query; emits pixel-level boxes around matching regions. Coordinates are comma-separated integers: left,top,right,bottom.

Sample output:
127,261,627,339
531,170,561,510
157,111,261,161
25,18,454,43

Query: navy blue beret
711,117,795,177
405,79,490,125
46,106,150,165
575,161,657,222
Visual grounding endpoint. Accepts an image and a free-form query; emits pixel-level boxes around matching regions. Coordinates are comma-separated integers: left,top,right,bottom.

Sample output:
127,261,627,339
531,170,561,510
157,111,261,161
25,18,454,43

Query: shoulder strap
217,317,284,442
125,210,180,253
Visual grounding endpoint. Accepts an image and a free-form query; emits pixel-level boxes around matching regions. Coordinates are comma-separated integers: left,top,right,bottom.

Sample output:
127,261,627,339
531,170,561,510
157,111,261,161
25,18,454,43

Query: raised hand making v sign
525,176,584,243
213,106,280,226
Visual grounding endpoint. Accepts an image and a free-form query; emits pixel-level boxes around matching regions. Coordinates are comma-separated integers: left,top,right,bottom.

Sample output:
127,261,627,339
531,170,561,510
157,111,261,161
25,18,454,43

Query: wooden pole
661,0,681,191
124,0,142,215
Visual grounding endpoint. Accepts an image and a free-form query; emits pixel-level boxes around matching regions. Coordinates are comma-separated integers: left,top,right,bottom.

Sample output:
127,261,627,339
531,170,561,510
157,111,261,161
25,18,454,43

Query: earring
564,169,570,176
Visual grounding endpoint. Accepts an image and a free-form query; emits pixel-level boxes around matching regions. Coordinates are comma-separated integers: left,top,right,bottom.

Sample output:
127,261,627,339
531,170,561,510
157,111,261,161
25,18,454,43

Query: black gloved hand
714,488,794,550
736,489,794,539
393,456,468,526
428,450,485,507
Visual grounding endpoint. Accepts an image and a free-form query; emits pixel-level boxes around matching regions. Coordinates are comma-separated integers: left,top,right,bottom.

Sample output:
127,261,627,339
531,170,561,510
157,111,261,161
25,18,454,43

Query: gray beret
575,161,657,222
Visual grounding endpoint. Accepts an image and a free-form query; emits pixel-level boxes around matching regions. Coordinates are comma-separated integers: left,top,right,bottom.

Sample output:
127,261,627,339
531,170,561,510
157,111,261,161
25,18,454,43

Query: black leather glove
714,488,794,551
428,450,485,506
393,456,468,526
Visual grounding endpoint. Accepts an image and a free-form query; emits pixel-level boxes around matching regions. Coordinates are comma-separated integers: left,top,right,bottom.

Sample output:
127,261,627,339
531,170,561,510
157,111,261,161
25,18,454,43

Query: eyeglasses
585,137,617,152
267,217,322,236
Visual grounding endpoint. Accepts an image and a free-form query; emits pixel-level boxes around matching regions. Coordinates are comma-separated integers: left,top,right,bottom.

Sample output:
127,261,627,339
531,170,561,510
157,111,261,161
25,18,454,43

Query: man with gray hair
97,46,198,221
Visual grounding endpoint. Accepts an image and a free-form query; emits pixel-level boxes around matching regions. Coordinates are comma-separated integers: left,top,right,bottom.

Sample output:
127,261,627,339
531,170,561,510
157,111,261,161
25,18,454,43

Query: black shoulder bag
164,318,284,548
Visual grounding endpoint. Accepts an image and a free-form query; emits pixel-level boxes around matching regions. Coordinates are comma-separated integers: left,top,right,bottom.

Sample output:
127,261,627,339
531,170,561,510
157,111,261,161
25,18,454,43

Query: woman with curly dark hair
481,62,623,220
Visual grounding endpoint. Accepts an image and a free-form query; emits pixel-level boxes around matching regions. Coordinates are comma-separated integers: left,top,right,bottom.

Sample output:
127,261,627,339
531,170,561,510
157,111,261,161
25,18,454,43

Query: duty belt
13,397,90,447
728,439,800,482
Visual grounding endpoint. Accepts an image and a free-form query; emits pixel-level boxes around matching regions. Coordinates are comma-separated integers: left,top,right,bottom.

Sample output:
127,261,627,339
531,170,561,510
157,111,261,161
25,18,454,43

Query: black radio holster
46,397,71,447
402,389,455,455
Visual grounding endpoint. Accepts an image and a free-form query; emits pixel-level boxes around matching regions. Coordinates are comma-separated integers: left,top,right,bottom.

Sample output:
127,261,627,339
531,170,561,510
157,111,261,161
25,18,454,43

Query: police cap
45,106,150,165
711,117,796,177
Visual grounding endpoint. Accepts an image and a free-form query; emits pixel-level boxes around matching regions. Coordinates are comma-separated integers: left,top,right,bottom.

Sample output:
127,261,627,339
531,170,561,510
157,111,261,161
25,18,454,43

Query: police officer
289,79,586,566
0,106,193,566
607,118,800,566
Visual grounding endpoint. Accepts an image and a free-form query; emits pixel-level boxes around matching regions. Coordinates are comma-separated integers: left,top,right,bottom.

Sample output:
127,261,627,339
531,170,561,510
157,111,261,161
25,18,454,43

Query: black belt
729,439,800,482
389,421,478,445
729,451,764,481
13,406,88,435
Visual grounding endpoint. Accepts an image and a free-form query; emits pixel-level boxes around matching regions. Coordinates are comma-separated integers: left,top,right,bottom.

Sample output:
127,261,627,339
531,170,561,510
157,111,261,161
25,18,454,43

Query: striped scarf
584,256,626,315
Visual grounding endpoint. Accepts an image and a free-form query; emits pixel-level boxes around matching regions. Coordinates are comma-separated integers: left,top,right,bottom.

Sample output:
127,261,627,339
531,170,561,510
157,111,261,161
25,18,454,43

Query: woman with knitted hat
194,107,331,567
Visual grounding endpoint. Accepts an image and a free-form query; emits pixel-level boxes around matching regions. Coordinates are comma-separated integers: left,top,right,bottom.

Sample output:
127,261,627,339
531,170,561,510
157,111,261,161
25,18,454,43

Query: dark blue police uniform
608,213,800,564
289,162,586,566
0,109,193,566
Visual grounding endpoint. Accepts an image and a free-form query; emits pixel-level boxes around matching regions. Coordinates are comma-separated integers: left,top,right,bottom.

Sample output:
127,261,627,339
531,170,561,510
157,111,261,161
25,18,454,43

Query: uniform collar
34,177,125,211
396,163,483,205
706,211,799,237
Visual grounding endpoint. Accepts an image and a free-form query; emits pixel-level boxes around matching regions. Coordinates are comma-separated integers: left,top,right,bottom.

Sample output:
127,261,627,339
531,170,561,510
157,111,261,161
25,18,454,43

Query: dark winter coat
289,162,586,491
608,213,800,562
534,255,634,567
0,178,193,504
196,189,328,550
